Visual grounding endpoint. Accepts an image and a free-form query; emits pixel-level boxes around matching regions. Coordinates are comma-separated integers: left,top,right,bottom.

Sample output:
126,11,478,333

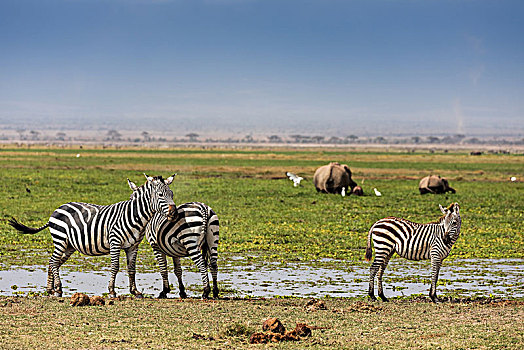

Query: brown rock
262,317,286,334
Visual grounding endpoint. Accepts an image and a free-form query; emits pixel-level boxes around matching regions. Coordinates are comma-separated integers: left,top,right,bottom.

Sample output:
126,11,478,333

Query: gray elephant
313,162,357,195
419,175,456,194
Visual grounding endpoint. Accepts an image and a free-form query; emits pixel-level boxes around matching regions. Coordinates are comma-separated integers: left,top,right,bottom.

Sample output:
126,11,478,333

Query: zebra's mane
385,205,453,226
137,177,165,189
150,176,165,182
129,177,168,200
129,180,152,200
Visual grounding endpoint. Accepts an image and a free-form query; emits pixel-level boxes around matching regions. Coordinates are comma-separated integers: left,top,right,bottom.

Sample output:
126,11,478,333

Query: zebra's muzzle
167,205,178,221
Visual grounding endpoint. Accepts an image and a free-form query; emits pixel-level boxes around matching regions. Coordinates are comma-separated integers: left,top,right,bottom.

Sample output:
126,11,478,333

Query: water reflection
0,258,522,299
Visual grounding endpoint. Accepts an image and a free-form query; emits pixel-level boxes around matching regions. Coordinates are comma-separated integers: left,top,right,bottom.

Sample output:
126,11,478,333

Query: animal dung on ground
262,317,286,334
293,323,312,337
250,318,313,344
70,292,91,306
89,295,106,306
336,301,382,313
70,292,105,306
305,298,327,311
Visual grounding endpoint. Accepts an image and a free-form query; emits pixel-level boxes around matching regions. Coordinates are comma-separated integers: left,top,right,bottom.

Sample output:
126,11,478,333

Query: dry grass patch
0,296,522,349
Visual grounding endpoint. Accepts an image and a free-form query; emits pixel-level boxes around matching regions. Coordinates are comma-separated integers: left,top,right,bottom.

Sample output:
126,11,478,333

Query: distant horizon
1,121,522,140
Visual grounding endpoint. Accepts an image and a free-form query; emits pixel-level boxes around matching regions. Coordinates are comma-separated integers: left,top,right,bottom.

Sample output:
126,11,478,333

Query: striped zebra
142,201,219,299
8,174,177,298
365,203,461,302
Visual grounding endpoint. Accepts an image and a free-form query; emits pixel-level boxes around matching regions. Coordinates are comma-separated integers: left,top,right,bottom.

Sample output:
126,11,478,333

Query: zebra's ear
165,173,177,185
127,179,138,191
144,173,154,182
439,204,448,214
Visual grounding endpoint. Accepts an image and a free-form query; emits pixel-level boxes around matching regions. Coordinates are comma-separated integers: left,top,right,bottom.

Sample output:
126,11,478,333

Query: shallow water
0,258,522,299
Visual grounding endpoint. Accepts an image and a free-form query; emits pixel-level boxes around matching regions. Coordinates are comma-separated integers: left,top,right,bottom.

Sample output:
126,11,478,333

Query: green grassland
0,146,523,270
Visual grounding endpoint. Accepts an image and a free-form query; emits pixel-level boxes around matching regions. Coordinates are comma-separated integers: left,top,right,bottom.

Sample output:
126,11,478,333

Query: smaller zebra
365,203,461,302
142,201,219,299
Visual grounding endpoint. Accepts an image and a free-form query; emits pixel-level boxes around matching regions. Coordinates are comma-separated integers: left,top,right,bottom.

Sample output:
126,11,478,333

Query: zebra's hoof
134,293,143,299
368,294,377,301
179,292,187,299
213,289,219,299
157,293,167,299
378,294,389,302
202,286,211,299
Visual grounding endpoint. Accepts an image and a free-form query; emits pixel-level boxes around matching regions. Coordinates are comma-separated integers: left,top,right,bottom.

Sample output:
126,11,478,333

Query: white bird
341,187,346,197
510,176,517,182
286,172,304,187
373,188,382,197
76,154,80,158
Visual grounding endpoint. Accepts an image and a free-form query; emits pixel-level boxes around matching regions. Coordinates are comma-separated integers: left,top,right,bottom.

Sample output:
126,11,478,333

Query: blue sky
1,0,523,136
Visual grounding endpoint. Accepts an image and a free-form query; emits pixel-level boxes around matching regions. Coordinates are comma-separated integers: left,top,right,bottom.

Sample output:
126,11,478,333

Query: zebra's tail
365,223,375,262
203,207,219,266
8,217,49,234
200,207,211,266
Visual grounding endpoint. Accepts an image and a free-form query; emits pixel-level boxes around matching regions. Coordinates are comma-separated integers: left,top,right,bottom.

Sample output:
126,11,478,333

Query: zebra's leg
152,248,171,298
429,257,443,303
209,255,219,299
57,247,76,268
377,252,394,302
47,244,73,297
124,245,142,298
368,260,380,301
108,241,121,299
173,257,187,299
188,251,211,299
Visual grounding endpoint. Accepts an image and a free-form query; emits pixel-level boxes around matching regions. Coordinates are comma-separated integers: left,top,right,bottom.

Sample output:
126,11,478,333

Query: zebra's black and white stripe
143,202,219,299
8,174,177,298
365,203,461,302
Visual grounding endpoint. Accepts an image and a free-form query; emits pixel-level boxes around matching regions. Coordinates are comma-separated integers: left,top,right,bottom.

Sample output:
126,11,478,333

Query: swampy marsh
0,146,523,299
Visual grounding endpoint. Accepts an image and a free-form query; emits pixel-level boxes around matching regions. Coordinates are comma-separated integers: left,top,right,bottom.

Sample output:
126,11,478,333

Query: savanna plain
0,145,523,349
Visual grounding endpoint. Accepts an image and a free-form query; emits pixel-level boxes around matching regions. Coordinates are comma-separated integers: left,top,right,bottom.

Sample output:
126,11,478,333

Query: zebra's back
146,202,219,258
369,217,443,261
48,201,145,255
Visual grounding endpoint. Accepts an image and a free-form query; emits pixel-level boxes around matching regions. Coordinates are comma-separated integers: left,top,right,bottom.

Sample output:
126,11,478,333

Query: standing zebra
8,174,177,298
141,201,219,299
365,203,461,302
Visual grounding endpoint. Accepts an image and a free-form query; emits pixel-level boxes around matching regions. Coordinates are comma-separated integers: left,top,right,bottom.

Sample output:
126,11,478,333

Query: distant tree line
5,129,524,146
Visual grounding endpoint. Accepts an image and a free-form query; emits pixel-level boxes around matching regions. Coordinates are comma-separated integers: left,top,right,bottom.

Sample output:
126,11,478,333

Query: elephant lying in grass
313,162,358,195
419,175,456,194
